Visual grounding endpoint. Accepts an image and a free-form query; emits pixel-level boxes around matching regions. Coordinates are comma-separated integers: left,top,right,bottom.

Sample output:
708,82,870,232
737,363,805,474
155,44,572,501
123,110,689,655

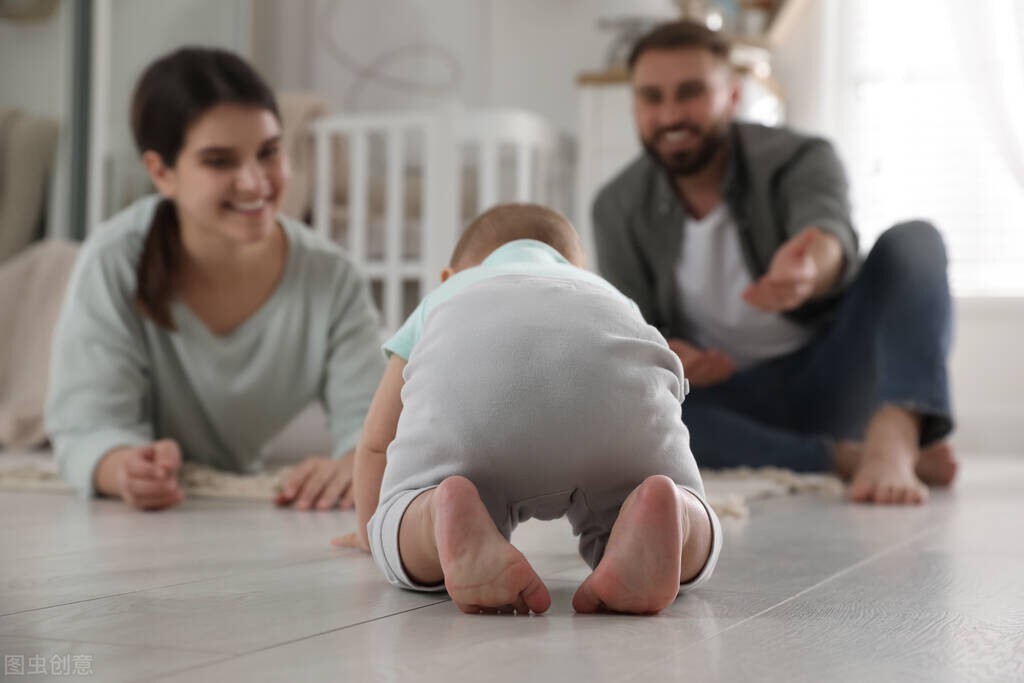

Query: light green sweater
46,196,386,495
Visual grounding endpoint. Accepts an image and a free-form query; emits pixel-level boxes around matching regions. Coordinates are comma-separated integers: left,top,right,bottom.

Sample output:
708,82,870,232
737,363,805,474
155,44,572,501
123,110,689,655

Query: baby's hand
276,455,355,511
331,530,370,553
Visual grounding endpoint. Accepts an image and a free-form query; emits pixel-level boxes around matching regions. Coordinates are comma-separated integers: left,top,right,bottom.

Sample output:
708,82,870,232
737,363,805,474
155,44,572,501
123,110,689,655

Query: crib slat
422,112,459,307
535,149,550,205
514,144,532,202
314,108,576,333
385,129,404,332
478,139,498,213
348,132,368,264
313,128,332,238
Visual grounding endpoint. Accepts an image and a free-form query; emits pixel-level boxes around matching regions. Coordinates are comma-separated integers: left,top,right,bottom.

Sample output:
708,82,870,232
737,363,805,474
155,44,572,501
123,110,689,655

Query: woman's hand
276,454,355,511
96,439,184,511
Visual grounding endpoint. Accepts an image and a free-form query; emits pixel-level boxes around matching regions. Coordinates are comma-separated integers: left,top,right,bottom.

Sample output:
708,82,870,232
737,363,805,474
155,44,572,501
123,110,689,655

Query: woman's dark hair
131,47,280,329
627,20,731,70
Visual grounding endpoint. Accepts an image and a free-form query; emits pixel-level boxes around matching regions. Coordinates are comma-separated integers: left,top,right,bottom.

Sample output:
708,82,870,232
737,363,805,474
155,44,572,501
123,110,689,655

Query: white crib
311,107,575,332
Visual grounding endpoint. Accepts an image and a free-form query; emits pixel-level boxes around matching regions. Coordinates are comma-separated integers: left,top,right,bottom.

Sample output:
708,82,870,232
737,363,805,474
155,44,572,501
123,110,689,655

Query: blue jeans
683,221,954,472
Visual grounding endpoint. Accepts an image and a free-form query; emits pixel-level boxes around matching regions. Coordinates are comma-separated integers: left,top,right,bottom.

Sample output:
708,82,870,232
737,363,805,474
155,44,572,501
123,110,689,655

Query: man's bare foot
917,441,958,486
834,439,958,487
433,476,550,615
847,406,928,504
572,475,683,615
832,440,862,480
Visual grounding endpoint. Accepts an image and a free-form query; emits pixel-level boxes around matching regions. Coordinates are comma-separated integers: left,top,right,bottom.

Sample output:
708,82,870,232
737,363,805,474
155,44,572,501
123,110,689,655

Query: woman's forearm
93,448,130,498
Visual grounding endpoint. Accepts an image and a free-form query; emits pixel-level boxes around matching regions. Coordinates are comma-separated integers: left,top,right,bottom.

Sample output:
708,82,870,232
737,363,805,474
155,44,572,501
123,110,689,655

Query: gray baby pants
368,274,709,591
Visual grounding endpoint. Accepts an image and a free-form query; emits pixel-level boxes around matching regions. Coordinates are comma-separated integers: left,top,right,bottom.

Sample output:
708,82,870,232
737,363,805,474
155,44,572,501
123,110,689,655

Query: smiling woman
145,103,290,336
44,48,386,512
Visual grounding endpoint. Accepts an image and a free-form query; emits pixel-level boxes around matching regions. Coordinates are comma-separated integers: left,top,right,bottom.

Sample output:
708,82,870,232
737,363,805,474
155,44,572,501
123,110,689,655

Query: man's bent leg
683,400,833,472
863,221,954,445
799,221,956,502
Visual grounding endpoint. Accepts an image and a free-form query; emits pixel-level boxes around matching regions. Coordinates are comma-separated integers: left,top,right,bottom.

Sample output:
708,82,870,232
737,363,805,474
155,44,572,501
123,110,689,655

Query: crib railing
312,107,575,332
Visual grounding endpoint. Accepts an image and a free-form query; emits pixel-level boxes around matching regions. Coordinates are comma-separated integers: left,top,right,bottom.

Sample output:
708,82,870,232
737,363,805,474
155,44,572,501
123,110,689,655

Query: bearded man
592,20,957,505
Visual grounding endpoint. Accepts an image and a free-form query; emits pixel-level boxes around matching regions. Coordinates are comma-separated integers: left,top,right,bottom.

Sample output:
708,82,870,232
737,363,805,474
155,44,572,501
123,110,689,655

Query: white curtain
949,0,1024,187
831,0,1024,294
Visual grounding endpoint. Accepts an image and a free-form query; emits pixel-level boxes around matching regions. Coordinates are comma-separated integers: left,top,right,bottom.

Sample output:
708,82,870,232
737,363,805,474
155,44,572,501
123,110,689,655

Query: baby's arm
334,355,407,551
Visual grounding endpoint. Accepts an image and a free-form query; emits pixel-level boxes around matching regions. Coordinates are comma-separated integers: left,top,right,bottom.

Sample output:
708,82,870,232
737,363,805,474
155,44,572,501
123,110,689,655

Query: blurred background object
597,0,679,70
0,109,59,263
0,0,59,21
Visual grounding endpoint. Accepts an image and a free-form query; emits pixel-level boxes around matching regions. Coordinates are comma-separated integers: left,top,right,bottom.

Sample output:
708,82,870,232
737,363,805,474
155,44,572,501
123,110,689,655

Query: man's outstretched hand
667,338,735,388
742,228,823,313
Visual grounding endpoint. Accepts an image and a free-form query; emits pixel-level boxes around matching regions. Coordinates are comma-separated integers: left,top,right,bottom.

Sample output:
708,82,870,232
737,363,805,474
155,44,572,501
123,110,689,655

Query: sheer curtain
833,0,1024,295
949,0,1024,187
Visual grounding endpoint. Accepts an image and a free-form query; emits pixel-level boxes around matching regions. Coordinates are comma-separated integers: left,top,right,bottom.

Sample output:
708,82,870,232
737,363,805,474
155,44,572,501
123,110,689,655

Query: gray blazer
592,122,860,341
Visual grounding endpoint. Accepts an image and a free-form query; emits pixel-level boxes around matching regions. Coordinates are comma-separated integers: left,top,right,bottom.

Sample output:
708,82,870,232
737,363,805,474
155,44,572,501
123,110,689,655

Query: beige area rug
0,451,843,518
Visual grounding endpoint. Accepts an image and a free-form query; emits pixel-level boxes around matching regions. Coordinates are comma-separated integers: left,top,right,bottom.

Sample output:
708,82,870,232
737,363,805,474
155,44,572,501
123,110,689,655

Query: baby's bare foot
433,476,550,615
848,407,927,505
572,475,683,615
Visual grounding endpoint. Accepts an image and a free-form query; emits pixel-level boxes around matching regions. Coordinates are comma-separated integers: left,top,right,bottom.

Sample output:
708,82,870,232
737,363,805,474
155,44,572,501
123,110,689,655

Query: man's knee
867,220,948,281
876,220,947,263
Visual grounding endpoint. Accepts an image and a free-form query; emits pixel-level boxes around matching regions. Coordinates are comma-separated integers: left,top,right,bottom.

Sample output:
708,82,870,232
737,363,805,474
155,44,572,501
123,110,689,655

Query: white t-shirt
674,204,813,369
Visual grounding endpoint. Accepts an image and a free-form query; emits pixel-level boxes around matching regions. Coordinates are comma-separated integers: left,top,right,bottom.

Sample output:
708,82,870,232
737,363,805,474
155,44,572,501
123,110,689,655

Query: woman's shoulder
279,213,364,283
68,195,161,300
78,195,159,270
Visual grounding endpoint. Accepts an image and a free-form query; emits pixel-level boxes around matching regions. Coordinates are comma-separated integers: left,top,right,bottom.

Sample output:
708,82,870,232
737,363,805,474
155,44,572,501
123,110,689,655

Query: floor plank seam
147,654,240,682
0,631,227,656
0,554,352,619
671,523,945,656
145,599,451,682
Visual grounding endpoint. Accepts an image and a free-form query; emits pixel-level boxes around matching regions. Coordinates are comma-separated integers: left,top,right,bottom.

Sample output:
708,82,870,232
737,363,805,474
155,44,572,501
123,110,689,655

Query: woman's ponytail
134,198,181,329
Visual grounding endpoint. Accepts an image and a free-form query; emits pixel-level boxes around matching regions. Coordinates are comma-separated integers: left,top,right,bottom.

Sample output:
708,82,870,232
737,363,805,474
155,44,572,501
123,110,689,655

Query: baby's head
444,203,585,280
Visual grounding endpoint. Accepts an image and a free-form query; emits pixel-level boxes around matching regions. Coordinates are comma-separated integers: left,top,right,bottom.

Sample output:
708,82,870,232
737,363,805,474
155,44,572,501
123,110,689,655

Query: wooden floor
1,453,1021,682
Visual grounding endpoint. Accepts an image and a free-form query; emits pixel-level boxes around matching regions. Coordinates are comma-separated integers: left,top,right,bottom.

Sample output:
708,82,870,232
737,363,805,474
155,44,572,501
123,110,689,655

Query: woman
46,48,385,511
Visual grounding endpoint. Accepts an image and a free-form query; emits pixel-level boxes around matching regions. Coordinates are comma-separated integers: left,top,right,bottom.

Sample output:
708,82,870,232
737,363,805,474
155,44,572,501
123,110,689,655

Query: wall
0,2,70,117
308,0,489,114
485,0,609,134
251,0,610,134
250,0,315,92
100,0,252,217
950,298,1024,453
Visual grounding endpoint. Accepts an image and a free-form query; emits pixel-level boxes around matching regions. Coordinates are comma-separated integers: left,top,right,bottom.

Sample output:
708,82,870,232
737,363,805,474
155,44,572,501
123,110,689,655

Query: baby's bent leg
572,475,711,615
400,476,551,615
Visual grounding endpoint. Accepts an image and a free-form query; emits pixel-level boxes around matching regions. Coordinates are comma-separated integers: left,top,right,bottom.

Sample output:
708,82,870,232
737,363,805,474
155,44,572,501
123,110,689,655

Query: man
592,20,956,505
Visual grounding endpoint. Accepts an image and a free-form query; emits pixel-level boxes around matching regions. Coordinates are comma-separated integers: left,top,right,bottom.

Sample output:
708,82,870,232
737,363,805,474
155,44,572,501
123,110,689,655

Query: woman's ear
141,150,177,199
440,266,455,283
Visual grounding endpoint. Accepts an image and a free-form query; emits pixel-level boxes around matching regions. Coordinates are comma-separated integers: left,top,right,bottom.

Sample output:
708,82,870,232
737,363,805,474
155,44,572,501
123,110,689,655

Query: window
836,0,1024,295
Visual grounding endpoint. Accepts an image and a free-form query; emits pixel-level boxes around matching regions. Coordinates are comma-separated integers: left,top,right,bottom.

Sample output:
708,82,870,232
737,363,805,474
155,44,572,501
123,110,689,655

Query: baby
337,204,722,615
